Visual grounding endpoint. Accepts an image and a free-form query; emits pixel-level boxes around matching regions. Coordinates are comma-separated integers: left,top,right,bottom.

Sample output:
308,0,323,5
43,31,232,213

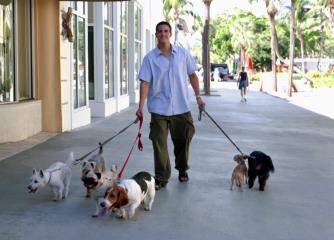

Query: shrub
251,73,260,81
307,71,334,88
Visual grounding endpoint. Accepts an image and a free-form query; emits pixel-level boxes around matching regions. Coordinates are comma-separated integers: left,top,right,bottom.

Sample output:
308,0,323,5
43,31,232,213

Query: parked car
211,63,230,81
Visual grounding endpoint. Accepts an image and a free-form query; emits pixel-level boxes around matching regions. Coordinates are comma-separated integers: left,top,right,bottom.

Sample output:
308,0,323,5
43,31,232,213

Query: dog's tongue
100,208,108,216
29,188,37,193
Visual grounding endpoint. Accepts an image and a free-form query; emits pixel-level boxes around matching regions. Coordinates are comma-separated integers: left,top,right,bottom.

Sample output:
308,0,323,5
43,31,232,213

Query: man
237,66,248,102
136,21,205,190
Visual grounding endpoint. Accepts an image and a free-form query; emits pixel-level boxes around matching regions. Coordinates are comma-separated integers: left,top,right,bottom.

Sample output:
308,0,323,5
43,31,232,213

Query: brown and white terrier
230,154,248,192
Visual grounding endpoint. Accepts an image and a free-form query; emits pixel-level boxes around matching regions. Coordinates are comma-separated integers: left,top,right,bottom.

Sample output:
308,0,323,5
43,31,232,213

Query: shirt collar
154,44,178,57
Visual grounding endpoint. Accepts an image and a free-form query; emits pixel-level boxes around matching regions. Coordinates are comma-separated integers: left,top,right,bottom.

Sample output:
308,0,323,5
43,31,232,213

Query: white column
93,2,104,103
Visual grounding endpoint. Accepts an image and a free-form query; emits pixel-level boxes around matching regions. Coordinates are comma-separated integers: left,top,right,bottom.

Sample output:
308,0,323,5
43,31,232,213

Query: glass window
88,26,94,100
17,0,32,101
77,17,86,107
0,1,14,102
134,5,142,90
0,0,33,103
120,36,127,95
73,2,84,15
120,2,127,35
120,2,128,95
72,15,78,108
72,4,87,109
104,2,113,27
104,2,114,99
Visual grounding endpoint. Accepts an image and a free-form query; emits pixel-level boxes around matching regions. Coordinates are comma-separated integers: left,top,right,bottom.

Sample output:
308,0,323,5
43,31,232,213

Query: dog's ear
39,170,44,178
32,168,37,175
96,172,102,179
104,187,113,198
117,188,129,207
110,164,117,173
82,161,87,168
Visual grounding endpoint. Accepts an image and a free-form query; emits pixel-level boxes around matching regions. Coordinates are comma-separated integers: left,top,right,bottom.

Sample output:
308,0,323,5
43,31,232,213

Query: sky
192,0,267,18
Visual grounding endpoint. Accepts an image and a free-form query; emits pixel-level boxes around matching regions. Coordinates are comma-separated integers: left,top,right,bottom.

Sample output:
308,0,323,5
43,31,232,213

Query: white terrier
27,153,73,201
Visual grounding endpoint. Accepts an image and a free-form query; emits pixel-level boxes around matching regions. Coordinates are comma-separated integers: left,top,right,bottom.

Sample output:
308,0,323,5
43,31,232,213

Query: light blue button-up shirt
139,44,198,116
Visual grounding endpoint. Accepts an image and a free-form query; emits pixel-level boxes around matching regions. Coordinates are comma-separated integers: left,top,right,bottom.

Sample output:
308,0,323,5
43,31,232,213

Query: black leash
73,118,139,165
198,107,244,156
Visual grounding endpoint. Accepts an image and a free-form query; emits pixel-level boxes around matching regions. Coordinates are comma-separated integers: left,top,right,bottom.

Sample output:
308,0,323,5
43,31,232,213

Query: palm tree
306,0,329,70
250,0,307,93
266,0,279,91
163,0,198,45
230,13,255,69
287,0,296,97
329,0,334,35
295,0,312,74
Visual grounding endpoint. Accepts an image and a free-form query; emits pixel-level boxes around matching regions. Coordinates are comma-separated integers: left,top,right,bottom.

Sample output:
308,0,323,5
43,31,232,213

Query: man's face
156,24,171,45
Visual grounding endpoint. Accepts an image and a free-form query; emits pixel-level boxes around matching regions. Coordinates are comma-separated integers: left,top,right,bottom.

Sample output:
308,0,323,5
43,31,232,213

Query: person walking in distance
136,21,205,190
237,67,248,102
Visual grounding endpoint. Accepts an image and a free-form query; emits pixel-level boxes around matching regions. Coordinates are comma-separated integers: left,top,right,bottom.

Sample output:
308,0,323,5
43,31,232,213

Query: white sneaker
241,98,244,102
244,97,247,102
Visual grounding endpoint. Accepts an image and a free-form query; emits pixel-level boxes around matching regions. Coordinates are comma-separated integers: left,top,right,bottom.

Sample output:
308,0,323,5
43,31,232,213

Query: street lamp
202,0,212,95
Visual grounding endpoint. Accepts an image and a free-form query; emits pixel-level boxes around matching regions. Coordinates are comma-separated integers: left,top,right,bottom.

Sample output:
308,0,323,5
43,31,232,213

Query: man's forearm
189,73,200,97
139,80,149,110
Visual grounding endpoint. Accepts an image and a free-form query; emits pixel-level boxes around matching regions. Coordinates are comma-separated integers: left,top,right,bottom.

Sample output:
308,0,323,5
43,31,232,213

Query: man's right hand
136,108,143,118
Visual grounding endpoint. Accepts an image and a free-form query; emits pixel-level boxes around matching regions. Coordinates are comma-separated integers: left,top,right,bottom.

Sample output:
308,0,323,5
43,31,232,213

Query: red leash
118,116,143,178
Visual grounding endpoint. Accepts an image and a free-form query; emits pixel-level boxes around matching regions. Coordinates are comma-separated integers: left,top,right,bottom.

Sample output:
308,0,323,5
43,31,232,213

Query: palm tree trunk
317,10,324,71
257,0,311,91
329,0,334,36
239,45,246,69
267,0,278,91
269,16,277,92
297,24,305,74
202,0,211,95
266,0,299,93
287,0,296,97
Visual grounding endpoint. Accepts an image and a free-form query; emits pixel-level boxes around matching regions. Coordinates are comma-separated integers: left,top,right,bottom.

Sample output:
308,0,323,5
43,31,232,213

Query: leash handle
118,116,144,178
198,107,204,121
137,116,143,151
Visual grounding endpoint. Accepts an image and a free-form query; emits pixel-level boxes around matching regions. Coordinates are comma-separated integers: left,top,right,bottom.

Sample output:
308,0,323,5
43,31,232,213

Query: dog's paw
115,214,124,219
144,207,151,211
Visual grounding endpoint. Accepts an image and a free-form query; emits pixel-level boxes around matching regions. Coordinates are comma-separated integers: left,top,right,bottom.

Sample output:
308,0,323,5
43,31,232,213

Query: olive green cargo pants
149,112,195,184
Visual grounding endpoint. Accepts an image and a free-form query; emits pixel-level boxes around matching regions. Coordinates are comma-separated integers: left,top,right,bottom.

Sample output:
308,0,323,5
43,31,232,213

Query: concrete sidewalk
0,85,333,240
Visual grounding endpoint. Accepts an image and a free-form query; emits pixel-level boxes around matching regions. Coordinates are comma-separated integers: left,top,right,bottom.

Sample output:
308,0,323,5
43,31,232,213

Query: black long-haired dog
246,151,275,191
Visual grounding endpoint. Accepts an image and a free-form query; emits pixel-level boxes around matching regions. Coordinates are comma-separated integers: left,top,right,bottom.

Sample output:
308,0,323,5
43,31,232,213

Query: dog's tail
98,142,103,154
268,157,275,173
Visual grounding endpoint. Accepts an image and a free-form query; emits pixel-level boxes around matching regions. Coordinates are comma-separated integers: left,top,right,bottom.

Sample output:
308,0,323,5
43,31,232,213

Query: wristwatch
196,95,201,100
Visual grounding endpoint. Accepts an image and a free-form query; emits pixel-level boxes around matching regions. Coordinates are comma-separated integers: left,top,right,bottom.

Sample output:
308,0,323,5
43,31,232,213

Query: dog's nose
100,202,106,208
28,186,31,190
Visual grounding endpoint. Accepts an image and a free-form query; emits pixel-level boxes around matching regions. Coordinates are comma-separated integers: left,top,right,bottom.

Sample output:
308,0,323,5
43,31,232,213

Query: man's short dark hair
156,21,172,33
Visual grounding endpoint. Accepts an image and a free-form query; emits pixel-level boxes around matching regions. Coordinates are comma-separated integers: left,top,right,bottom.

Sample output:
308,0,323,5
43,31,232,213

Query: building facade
0,0,163,143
